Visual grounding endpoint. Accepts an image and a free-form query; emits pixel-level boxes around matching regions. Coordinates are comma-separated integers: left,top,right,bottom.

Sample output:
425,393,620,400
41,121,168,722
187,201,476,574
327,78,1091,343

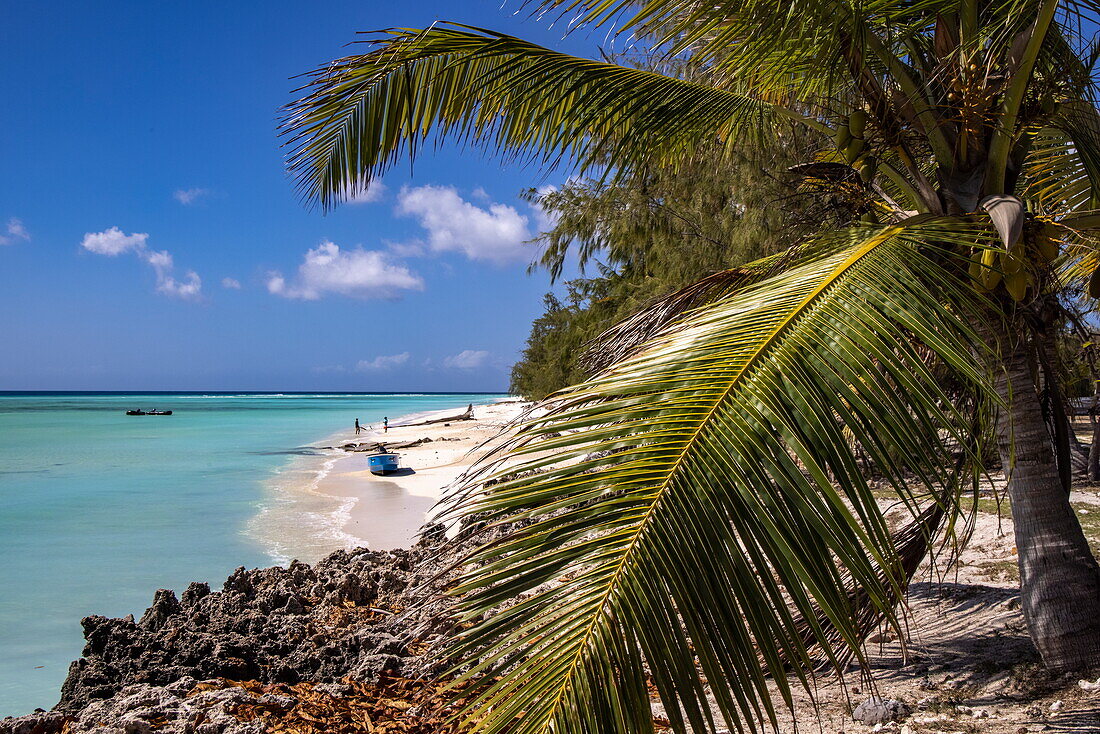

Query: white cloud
144,248,202,300
267,240,423,301
341,180,387,204
156,270,202,299
0,217,31,245
357,352,410,371
266,273,287,294
173,188,211,205
144,249,173,271
396,185,532,264
443,349,490,369
80,227,202,300
142,250,200,298
386,240,426,258
221,277,241,289
80,226,148,256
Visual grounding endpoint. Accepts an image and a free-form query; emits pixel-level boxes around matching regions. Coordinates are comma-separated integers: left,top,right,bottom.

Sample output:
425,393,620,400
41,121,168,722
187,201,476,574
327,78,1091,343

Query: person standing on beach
355,418,361,435
383,416,388,433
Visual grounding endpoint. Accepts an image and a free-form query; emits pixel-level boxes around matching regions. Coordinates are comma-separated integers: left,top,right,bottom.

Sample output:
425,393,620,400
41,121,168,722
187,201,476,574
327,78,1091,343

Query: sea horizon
0,390,504,716
0,390,506,396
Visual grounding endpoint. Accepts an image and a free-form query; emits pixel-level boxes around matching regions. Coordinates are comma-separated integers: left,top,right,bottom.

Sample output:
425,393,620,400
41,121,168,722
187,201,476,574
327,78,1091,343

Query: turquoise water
0,392,501,717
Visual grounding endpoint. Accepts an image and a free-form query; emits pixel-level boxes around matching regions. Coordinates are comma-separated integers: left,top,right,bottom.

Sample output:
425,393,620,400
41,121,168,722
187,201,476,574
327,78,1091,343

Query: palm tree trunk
1086,352,1100,481
1090,419,1100,482
995,335,1100,672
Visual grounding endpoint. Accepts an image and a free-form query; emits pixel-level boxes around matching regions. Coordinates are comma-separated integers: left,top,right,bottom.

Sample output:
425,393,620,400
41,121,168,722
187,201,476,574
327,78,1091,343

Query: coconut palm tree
283,2,1100,731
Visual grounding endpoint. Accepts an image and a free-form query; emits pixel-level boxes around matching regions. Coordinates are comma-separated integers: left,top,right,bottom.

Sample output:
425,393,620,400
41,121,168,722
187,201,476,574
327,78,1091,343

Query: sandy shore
311,399,527,551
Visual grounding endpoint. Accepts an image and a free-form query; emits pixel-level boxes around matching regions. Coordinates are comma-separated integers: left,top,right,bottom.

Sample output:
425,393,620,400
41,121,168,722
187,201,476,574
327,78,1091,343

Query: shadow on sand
1045,706,1100,732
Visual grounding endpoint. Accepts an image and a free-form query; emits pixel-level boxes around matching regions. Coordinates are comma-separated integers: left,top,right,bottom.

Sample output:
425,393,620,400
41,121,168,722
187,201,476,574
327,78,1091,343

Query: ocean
0,391,502,717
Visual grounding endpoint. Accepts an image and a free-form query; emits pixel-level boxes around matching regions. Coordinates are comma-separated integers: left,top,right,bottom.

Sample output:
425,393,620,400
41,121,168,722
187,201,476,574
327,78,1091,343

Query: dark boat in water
125,409,173,416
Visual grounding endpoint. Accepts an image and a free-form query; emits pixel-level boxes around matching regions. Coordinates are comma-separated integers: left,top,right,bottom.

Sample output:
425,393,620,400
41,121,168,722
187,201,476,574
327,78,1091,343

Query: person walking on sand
383,416,388,433
355,418,361,435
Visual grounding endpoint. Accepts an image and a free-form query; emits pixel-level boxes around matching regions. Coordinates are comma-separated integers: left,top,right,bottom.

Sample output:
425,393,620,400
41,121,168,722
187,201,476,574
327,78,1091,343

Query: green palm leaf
1022,103,1100,235
437,221,991,733
578,267,765,376
576,241,862,376
282,25,796,210
1023,131,1098,214
1051,102,1100,212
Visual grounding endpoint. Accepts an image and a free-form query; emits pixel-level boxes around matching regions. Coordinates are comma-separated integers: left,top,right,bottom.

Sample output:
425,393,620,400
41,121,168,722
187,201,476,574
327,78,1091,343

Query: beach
0,391,507,717
6,396,1100,732
307,398,527,552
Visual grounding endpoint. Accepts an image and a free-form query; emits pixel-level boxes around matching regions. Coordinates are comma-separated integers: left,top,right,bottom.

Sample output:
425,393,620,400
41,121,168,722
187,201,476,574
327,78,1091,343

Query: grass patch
859,479,1100,557
959,491,1011,519
1072,501,1100,557
974,493,1010,516
963,491,1099,557
975,559,1020,583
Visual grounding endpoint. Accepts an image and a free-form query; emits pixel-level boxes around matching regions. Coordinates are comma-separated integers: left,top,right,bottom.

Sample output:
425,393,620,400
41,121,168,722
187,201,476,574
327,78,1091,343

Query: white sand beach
311,399,528,551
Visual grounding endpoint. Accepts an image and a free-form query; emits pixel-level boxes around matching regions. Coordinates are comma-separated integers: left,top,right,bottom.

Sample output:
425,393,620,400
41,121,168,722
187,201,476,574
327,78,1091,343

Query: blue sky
0,2,607,392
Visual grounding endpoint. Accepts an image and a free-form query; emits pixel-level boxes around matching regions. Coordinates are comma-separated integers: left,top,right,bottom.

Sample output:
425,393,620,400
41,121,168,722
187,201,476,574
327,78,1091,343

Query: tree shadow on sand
860,582,1040,696
1045,707,1100,732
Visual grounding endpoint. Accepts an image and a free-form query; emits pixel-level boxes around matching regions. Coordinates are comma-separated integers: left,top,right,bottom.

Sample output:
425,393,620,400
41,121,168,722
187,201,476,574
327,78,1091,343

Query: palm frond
1022,102,1100,233
787,494,948,669
1051,101,1100,211
437,221,992,734
1052,220,1100,288
524,0,1085,168
579,267,763,376
1021,130,1098,213
578,240,848,376
282,25,789,210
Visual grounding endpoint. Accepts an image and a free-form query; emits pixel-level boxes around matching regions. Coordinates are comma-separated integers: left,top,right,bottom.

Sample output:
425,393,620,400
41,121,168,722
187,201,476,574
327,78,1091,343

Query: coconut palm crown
283,2,1100,732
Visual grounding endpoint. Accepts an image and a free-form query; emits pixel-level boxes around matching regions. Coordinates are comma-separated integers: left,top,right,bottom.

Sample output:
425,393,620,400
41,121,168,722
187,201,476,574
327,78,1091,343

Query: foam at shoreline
0,391,505,716
248,399,517,563
246,453,362,565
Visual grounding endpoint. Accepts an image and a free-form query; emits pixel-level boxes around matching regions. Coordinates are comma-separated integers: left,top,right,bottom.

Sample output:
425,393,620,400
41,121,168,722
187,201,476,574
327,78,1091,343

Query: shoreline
5,403,1100,730
319,398,527,552
250,397,526,563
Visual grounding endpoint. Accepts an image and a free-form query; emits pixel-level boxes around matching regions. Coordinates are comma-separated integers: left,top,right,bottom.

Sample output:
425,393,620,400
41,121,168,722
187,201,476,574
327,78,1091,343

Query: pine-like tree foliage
511,128,819,399
509,288,602,400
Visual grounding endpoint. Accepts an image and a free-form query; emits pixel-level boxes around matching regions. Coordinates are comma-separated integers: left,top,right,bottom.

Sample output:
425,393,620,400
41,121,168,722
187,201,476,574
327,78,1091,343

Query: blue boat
367,452,401,475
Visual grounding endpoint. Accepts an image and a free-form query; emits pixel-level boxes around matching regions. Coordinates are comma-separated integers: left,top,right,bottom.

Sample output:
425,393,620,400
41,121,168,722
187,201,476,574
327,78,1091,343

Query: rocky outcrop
1,527,461,734
7,679,266,734
4,675,462,734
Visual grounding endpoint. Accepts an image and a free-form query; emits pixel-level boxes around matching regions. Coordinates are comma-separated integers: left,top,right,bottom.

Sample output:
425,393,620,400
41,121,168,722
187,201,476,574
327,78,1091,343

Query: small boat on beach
125,409,173,416
367,452,401,475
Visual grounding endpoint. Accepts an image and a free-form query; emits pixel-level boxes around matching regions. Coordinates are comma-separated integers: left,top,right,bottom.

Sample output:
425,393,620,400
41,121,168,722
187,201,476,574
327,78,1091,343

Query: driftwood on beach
332,406,476,452
343,437,435,453
400,403,474,427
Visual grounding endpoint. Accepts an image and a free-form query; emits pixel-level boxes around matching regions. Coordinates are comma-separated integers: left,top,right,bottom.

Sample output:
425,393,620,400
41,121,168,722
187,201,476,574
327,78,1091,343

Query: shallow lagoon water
0,391,500,716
